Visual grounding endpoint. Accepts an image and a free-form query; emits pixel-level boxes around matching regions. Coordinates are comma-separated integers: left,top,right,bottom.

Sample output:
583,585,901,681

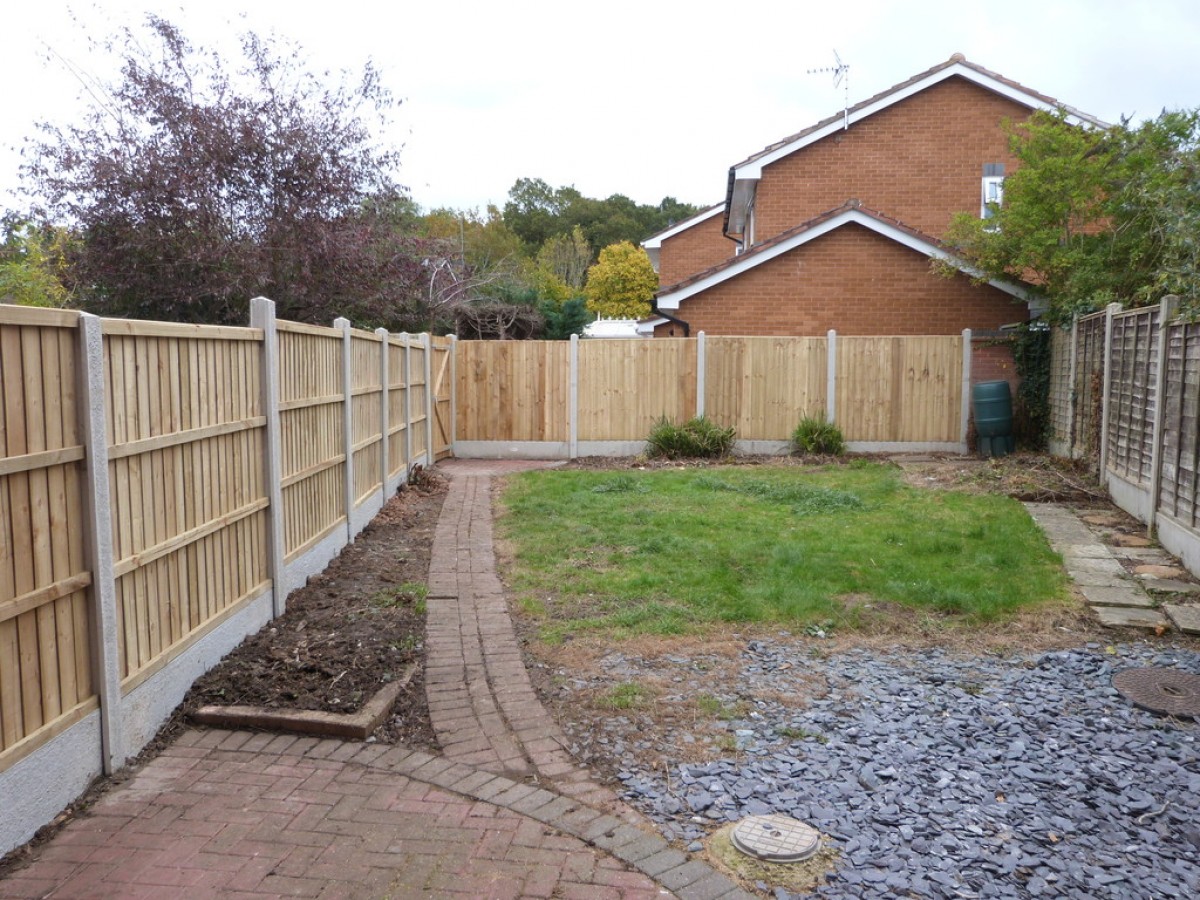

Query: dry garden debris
178,469,448,748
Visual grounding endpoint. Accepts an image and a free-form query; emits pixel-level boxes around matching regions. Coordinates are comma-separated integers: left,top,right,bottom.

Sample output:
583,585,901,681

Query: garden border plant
645,415,736,459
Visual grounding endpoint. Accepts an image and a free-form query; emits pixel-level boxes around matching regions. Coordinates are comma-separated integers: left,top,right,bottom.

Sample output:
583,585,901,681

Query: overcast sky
2,0,1198,216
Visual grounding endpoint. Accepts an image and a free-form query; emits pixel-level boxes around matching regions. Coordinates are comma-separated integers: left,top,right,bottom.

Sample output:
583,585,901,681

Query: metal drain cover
729,814,820,863
1114,667,1200,717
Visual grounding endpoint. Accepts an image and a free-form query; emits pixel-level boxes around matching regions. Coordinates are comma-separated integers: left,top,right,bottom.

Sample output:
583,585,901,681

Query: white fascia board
657,208,1029,309
642,205,724,250
734,63,1105,181
637,317,668,335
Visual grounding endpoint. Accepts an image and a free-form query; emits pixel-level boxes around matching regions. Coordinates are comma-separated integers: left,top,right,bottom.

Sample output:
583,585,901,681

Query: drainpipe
651,297,690,337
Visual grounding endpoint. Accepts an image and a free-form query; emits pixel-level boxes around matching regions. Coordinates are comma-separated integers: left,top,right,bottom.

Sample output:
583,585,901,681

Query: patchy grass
498,463,1066,641
598,681,655,710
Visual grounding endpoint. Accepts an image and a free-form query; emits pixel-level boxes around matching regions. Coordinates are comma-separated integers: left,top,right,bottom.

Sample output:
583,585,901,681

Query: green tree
942,108,1200,320
536,225,592,290
503,178,700,259
583,241,657,319
539,296,591,339
0,220,75,307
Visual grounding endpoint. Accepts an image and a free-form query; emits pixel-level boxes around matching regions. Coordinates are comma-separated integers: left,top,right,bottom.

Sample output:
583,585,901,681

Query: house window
981,164,1005,220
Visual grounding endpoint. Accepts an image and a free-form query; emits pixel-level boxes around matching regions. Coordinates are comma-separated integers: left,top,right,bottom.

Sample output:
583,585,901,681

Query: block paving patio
0,460,750,900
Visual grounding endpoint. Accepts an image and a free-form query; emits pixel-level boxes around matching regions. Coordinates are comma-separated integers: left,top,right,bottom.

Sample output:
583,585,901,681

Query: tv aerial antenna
807,50,850,130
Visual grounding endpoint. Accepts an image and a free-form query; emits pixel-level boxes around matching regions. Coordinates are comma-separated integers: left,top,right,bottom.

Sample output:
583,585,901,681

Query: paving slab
1109,533,1154,548
1080,585,1157,609
1134,564,1189,580
1164,604,1200,635
1094,605,1170,629
1142,578,1200,595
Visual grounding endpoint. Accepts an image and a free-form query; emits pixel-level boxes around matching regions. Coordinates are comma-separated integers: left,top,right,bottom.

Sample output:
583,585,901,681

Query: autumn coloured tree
583,241,658,319
21,15,432,328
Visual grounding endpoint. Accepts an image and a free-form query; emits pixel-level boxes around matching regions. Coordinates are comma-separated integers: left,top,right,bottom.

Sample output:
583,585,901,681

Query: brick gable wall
658,214,734,287
753,77,1029,243
653,224,1026,337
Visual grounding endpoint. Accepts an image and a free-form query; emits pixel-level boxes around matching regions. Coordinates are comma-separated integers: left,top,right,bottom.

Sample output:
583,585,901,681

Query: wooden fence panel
1159,321,1200,528
0,308,94,763
386,337,410,480
578,339,696,441
102,321,268,688
431,337,453,459
704,336,826,439
1048,325,1073,449
409,339,429,462
277,322,345,562
1073,311,1107,466
836,336,961,442
1106,309,1158,486
350,331,383,504
456,341,570,442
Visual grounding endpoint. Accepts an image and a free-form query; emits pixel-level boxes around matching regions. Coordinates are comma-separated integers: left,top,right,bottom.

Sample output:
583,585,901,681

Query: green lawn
497,461,1066,640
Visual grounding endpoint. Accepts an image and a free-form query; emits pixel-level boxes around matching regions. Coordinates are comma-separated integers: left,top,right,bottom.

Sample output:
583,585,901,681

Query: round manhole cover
1113,667,1200,718
729,814,820,863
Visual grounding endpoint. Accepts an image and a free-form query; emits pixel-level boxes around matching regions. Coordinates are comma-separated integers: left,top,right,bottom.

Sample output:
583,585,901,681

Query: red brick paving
1,459,752,900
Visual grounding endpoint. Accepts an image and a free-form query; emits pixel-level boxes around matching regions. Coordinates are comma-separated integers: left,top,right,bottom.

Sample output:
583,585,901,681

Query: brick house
640,54,1105,360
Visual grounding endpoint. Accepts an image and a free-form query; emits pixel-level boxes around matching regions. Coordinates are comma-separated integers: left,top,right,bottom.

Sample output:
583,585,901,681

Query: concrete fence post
826,330,837,423
1067,317,1080,457
569,334,579,459
334,318,354,537
1147,296,1181,536
1099,302,1122,479
448,335,458,457
960,329,972,451
400,334,413,477
696,331,706,418
250,298,286,617
376,328,390,494
77,313,125,773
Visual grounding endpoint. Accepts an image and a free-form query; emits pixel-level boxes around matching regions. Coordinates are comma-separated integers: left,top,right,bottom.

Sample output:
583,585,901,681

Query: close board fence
0,300,451,856
1049,296,1200,570
455,331,972,455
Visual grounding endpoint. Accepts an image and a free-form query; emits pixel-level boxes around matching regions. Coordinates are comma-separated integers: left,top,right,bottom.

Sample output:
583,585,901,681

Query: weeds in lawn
592,474,650,494
696,475,865,515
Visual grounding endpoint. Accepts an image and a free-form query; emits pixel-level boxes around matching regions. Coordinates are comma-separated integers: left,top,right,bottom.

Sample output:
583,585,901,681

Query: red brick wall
653,224,1028,337
754,77,1029,243
658,214,734,287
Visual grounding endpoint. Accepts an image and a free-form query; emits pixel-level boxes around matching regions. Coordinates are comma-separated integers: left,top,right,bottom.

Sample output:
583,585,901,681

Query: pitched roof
657,200,1031,309
724,54,1108,236
641,203,724,250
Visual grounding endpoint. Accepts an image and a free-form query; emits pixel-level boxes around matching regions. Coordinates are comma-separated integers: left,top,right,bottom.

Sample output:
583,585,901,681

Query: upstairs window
981,163,1006,220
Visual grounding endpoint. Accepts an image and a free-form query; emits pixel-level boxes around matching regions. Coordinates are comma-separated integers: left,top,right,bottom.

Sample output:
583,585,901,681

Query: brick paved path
1,459,751,899
425,461,622,810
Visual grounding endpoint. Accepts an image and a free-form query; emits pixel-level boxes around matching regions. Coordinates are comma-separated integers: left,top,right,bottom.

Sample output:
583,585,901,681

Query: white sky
2,0,1198,216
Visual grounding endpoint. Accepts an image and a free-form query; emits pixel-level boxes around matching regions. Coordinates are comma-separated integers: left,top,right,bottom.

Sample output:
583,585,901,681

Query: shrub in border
792,415,845,455
646,415,736,459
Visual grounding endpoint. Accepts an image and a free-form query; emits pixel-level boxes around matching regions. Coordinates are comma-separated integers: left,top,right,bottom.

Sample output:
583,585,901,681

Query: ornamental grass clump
792,415,846,456
646,415,736,459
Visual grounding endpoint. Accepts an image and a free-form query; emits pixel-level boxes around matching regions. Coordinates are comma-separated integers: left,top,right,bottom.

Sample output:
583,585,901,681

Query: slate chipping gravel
610,639,1200,899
